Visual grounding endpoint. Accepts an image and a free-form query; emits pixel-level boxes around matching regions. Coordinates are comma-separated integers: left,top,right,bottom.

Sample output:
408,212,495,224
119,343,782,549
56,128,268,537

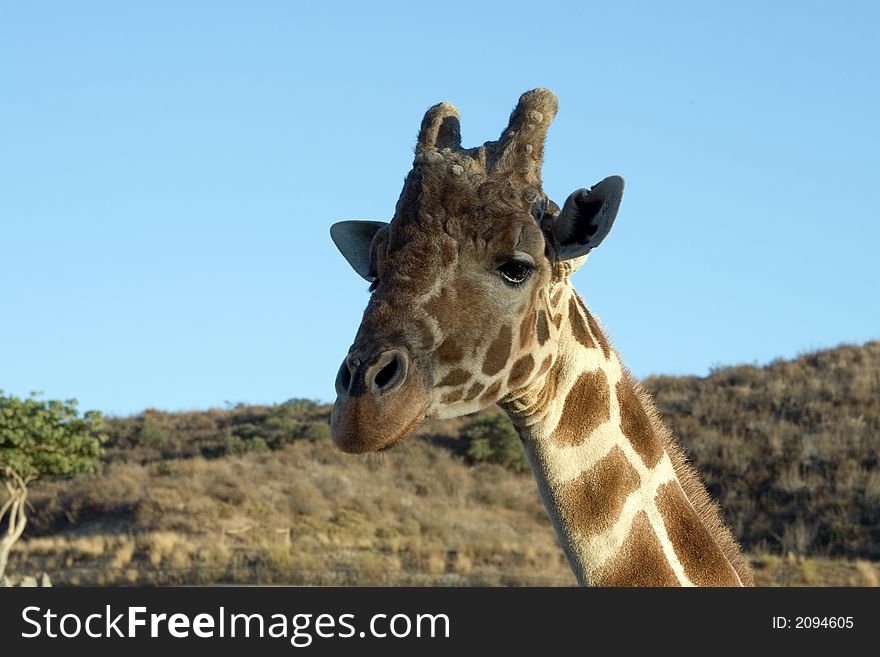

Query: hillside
646,341,880,558
7,341,880,586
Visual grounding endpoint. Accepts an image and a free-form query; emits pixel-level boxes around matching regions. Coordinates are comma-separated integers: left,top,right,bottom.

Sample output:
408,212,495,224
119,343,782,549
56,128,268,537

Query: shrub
279,399,319,415
140,412,171,447
461,413,528,473
224,435,268,456
231,402,327,450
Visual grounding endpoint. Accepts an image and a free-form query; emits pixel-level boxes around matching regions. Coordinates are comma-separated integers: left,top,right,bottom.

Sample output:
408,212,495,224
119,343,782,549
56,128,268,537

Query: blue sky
1,2,877,416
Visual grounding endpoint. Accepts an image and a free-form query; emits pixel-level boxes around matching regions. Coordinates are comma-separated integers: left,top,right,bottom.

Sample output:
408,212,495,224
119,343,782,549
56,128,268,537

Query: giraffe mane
622,367,755,586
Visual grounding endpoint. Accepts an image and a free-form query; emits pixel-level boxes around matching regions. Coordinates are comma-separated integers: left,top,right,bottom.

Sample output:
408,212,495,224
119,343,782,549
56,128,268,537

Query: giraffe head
329,89,623,453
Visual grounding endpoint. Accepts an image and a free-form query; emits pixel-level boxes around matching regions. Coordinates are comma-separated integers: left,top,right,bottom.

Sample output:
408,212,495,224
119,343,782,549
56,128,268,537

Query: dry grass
645,341,880,558
752,555,880,587
12,528,879,587
11,439,575,585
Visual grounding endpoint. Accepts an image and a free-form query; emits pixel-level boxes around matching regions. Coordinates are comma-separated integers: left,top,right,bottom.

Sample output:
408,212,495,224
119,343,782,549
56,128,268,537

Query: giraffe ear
549,176,624,261
330,221,389,281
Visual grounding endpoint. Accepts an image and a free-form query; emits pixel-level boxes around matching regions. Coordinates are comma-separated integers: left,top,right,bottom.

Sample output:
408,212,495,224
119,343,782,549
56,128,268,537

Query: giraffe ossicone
328,89,754,587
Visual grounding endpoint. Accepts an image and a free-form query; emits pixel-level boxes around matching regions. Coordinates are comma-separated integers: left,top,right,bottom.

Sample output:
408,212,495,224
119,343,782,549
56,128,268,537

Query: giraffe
328,89,754,587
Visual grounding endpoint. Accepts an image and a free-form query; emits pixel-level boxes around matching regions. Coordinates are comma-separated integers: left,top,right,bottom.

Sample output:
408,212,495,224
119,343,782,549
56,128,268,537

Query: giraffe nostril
368,349,408,395
374,358,399,389
336,359,353,394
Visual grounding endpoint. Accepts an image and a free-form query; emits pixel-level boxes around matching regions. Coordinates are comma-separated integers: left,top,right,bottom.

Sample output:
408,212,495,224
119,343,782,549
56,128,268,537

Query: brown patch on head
568,296,596,350
463,381,484,402
507,354,535,389
579,298,611,360
479,379,503,404
424,286,455,328
655,481,742,586
558,445,640,539
616,378,664,469
437,368,471,387
438,235,457,266
552,369,611,447
550,286,565,307
482,324,512,376
592,511,681,586
536,310,550,345
413,319,437,351
553,313,563,330
436,338,463,364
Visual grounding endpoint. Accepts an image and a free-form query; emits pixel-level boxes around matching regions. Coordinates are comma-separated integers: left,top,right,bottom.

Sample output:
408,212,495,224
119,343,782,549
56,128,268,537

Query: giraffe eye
498,261,533,286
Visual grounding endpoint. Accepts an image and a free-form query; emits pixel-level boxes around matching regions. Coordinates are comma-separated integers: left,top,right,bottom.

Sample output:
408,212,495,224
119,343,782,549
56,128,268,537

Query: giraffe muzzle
330,347,429,453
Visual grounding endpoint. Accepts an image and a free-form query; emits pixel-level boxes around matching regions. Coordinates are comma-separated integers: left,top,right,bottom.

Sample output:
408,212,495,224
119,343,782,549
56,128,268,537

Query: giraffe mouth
331,405,427,454
374,412,427,452
330,373,431,455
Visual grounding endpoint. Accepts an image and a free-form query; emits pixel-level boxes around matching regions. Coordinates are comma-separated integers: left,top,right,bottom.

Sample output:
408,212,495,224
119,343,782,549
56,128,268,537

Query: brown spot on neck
616,376,664,469
660,425,755,586
558,445,640,539
569,296,596,350
463,381,484,402
655,481,742,586
552,369,611,447
577,296,611,360
592,511,681,586
535,354,553,378
507,354,535,389
521,356,563,419
482,324,512,376
479,379,503,404
441,388,464,403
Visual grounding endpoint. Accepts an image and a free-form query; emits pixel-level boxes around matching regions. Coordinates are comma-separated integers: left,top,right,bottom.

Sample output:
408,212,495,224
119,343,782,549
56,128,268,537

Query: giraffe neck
500,282,747,586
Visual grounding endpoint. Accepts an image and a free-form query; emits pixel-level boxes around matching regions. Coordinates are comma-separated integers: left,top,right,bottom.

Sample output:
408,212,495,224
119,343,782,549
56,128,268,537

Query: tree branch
3,492,26,538
7,496,18,537
0,463,28,490
12,497,27,540
0,496,13,524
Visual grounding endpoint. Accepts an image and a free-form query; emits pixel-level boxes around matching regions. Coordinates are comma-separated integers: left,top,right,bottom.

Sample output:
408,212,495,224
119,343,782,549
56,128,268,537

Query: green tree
461,413,529,473
0,392,107,580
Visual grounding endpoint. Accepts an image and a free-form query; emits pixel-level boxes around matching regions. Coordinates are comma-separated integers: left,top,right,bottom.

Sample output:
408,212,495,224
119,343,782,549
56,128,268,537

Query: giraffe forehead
384,212,546,274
